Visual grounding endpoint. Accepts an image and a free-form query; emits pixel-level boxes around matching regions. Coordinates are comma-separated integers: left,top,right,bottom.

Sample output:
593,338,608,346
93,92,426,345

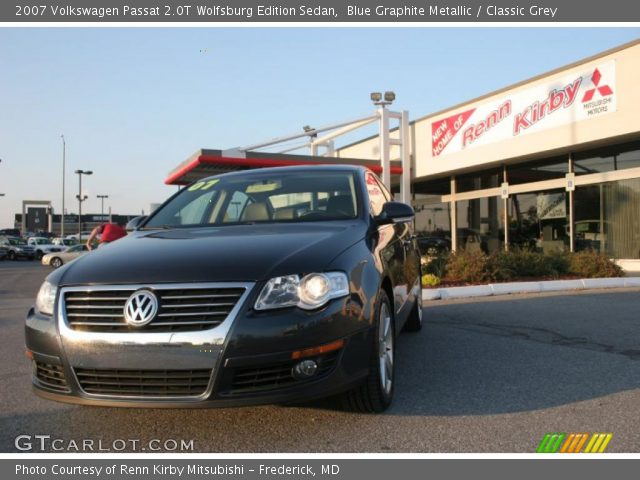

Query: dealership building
168,40,640,270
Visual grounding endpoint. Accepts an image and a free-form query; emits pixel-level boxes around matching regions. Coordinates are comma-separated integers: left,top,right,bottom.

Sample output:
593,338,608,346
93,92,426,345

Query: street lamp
97,195,109,217
370,91,396,108
61,135,66,237
75,169,92,237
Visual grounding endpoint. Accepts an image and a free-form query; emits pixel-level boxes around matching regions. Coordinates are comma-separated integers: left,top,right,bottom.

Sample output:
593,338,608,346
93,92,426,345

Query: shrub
444,249,491,283
421,273,441,288
423,254,448,278
490,249,569,281
568,250,624,278
544,250,571,277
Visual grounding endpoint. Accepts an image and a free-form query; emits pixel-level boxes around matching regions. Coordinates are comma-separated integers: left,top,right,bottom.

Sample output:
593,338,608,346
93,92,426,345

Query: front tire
51,257,63,269
341,290,395,413
404,293,423,332
36,251,44,260
8,251,16,261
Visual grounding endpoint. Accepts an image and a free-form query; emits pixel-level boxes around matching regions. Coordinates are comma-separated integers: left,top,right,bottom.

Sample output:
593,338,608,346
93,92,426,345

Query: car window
366,172,389,216
174,190,218,226
223,191,252,223
145,171,359,228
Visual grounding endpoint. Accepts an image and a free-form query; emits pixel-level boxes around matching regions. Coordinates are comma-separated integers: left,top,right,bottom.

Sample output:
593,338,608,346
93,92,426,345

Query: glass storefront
575,178,640,259
412,140,640,260
574,141,640,175
414,194,451,256
456,196,505,253
507,156,568,185
508,190,569,253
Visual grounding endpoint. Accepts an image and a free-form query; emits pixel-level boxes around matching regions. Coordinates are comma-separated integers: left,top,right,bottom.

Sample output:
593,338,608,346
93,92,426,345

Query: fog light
292,360,318,380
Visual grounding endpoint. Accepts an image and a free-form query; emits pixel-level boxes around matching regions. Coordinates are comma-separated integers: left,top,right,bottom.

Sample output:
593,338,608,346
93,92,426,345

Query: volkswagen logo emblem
124,290,158,327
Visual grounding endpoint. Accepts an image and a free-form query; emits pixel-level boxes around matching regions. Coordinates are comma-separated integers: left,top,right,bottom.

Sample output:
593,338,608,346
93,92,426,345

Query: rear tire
340,290,394,413
51,257,63,269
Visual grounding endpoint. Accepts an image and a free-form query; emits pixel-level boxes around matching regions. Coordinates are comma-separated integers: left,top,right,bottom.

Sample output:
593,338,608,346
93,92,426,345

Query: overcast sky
1,27,639,228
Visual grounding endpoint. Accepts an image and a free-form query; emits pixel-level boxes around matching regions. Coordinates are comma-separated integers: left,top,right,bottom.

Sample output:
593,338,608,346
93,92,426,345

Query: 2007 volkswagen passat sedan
26,165,422,412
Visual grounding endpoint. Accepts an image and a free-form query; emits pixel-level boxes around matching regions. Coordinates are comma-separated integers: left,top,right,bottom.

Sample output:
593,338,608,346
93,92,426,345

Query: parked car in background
415,232,450,257
65,231,95,242
0,228,21,237
0,236,36,260
27,237,64,260
0,243,7,260
52,237,77,247
42,244,90,269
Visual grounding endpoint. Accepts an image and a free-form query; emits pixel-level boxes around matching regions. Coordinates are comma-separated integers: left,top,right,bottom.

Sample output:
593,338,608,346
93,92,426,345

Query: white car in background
27,237,64,260
42,244,90,269
52,237,77,247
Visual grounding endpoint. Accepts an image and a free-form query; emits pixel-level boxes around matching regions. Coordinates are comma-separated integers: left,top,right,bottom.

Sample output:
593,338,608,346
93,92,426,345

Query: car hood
53,222,367,286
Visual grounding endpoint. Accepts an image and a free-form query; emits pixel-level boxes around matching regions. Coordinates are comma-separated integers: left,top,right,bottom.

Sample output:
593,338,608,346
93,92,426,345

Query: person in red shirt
86,222,127,250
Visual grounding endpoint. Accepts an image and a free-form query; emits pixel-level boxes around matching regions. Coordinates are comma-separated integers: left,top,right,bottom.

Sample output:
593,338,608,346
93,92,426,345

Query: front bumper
25,283,373,408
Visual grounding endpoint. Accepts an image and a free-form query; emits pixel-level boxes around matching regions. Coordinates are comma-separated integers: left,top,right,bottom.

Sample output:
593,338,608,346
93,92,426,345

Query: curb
423,277,640,301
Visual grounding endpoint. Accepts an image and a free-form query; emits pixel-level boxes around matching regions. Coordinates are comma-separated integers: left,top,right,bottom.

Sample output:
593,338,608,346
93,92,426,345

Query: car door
365,172,409,322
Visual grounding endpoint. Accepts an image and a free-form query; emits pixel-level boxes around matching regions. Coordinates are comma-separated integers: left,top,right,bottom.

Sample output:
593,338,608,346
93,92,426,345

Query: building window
507,190,569,253
574,178,640,259
456,196,505,253
412,177,451,195
507,156,568,185
573,141,640,175
456,168,503,193
413,195,452,255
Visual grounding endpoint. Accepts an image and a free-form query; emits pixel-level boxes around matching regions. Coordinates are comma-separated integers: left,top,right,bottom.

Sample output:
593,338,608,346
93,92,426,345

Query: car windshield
33,238,49,245
9,238,26,245
145,171,359,229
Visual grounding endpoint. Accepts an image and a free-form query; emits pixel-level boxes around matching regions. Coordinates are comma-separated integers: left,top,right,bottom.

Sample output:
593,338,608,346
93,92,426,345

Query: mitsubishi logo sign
124,290,158,327
581,68,614,103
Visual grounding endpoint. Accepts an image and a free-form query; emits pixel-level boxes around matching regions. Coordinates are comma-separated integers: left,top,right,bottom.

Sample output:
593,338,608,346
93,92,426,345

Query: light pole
75,170,92,236
61,135,66,237
370,91,396,189
97,195,109,217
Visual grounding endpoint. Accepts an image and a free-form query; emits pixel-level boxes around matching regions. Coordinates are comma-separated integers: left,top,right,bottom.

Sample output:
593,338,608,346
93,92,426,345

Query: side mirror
375,202,415,225
126,216,147,232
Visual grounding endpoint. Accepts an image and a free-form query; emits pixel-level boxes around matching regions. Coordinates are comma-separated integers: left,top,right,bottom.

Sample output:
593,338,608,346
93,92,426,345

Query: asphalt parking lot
1,261,639,453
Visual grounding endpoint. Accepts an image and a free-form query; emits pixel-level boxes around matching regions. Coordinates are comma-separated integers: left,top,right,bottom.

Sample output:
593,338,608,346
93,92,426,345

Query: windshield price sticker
187,179,219,191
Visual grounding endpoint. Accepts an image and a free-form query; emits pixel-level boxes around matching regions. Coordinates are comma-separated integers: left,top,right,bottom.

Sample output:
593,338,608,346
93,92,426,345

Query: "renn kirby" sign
431,60,617,157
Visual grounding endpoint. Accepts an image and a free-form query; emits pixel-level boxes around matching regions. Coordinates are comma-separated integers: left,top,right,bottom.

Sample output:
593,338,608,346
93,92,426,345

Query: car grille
229,351,340,394
63,286,247,332
74,368,212,397
34,361,70,393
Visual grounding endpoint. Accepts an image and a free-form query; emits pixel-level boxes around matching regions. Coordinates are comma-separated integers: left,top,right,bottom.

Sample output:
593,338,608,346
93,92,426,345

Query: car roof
197,164,369,183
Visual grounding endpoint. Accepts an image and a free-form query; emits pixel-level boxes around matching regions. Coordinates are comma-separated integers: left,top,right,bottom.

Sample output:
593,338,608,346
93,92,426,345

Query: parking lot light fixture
61,135,66,237
97,195,109,217
75,170,93,236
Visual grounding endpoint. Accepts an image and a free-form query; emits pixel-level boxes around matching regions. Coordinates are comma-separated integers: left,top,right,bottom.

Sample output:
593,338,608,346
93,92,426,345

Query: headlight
36,281,57,316
14,247,23,252
255,272,349,311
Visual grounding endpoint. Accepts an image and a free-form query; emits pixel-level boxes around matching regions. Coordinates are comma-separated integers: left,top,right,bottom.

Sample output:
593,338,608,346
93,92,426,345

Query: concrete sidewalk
423,277,640,301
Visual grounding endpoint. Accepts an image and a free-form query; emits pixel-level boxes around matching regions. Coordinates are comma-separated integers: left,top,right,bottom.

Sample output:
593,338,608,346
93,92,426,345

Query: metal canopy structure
165,149,403,186
165,102,412,203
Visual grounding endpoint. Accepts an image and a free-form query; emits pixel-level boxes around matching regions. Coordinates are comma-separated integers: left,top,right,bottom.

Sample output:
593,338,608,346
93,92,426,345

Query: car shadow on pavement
385,291,640,416
301,291,640,416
